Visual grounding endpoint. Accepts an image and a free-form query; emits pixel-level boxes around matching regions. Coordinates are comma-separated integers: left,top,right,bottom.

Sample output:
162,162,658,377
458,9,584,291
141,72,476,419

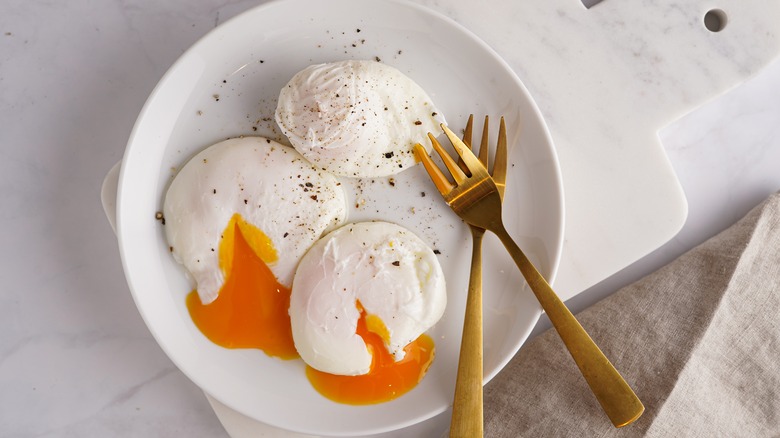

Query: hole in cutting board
704,9,727,32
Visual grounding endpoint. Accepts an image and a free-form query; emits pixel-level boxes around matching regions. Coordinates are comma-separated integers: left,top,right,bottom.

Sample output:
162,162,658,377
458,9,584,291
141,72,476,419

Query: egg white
275,60,446,178
289,221,446,376
163,137,347,304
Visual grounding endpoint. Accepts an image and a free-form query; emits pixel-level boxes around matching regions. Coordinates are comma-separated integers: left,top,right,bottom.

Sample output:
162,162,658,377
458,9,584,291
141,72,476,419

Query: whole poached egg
290,221,447,376
275,60,446,178
163,137,347,305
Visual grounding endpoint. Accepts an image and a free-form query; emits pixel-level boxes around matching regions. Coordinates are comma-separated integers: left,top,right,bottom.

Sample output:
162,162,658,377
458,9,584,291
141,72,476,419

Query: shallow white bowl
116,0,564,435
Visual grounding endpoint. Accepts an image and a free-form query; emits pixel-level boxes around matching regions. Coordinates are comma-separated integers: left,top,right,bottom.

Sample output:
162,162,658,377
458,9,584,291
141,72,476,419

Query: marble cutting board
101,0,780,436
463,0,780,298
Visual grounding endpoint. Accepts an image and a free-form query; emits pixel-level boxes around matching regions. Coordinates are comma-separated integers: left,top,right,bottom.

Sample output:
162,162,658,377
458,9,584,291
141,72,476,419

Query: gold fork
434,115,507,438
414,120,644,429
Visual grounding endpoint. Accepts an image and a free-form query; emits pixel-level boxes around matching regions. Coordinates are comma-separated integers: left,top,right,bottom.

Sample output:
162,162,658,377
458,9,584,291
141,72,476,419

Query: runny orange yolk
306,302,435,405
185,213,435,403
186,214,298,359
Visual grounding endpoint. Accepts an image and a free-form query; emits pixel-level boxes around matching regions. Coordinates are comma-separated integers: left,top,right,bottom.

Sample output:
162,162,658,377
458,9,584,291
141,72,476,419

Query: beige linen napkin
484,192,780,437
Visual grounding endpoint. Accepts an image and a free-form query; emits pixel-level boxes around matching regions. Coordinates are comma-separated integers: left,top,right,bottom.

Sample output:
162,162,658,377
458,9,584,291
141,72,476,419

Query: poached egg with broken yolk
275,60,446,178
163,136,347,306
290,221,446,379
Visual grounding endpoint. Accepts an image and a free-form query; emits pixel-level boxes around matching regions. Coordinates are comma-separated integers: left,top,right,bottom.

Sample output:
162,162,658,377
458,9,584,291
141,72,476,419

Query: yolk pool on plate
186,214,298,360
305,302,435,405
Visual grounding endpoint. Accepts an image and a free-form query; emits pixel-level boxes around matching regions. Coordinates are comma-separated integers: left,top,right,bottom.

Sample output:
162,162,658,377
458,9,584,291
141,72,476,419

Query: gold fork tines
416,127,498,222
456,115,507,197
415,139,453,195
416,117,644,430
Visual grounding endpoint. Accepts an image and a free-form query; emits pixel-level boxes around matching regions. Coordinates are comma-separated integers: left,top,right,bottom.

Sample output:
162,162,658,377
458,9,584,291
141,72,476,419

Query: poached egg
163,136,347,305
289,221,446,376
275,60,446,178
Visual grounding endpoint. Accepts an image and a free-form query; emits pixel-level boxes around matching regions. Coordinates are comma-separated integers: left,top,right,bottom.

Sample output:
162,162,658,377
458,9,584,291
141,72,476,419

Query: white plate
116,0,563,435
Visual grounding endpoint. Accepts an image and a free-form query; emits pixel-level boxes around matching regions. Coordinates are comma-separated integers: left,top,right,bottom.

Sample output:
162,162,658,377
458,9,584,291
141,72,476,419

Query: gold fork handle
492,224,644,428
450,227,485,438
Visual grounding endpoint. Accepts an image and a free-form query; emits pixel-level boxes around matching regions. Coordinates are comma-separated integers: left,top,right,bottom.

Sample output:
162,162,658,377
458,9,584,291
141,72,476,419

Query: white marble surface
1,1,779,437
